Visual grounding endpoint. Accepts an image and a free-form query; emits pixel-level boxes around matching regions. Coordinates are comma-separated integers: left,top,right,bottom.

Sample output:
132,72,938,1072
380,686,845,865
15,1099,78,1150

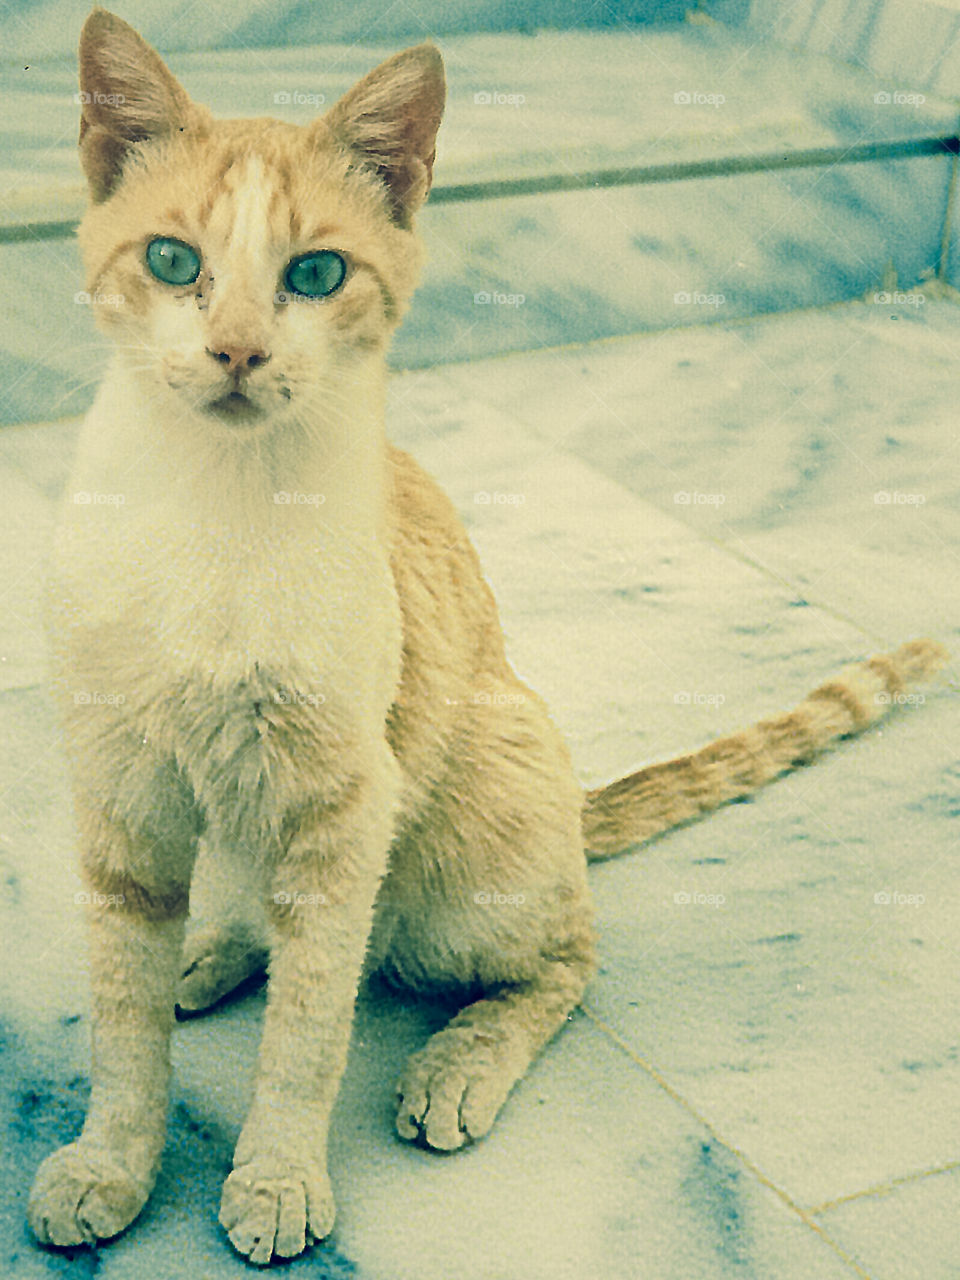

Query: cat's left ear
78,8,201,202
321,44,445,226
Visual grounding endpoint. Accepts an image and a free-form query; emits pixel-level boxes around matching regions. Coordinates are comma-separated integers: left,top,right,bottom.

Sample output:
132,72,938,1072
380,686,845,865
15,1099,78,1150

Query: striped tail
582,638,949,861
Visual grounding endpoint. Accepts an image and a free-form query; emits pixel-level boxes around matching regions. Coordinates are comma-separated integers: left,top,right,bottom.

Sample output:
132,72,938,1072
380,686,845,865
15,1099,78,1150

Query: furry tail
582,638,949,861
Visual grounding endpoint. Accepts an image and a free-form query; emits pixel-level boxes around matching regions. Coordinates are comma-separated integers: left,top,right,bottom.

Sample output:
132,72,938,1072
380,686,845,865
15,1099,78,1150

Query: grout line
428,136,960,203
3,135,958,246
578,1001,876,1280
807,1160,960,1217
937,153,959,281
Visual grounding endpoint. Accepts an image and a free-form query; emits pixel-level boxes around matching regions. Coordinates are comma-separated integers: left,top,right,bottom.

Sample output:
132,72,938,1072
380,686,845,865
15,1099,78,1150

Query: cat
27,7,948,1266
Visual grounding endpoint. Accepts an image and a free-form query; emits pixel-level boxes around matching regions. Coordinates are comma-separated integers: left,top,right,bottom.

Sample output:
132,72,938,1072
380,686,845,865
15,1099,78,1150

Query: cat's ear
322,44,445,225
78,7,199,202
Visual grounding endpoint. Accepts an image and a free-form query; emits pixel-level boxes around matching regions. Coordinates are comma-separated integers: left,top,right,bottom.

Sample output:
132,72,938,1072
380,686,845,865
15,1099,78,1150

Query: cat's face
77,10,444,435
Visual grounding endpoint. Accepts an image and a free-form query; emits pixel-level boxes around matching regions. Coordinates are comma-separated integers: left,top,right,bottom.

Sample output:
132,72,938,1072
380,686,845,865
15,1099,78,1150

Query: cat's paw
176,921,267,1015
219,1157,335,1265
396,1027,516,1151
27,1142,150,1247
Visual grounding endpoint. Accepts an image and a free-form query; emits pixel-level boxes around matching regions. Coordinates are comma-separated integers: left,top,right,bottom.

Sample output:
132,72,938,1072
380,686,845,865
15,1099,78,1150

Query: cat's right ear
78,7,198,202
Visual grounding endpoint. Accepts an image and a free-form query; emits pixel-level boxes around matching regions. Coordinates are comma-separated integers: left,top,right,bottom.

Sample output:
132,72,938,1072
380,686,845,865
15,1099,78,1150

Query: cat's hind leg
176,836,269,1015
387,680,597,1150
395,950,592,1150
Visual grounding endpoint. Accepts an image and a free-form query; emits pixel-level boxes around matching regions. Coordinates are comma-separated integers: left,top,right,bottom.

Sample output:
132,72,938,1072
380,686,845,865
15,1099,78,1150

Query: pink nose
206,345,271,374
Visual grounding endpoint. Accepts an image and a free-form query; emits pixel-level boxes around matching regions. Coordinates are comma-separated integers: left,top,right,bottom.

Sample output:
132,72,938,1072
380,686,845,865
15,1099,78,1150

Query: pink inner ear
323,45,445,224
77,8,196,199
79,10,195,139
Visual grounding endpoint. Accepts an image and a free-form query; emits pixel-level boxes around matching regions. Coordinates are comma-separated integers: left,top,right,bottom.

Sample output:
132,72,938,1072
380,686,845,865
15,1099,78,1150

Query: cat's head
77,8,444,432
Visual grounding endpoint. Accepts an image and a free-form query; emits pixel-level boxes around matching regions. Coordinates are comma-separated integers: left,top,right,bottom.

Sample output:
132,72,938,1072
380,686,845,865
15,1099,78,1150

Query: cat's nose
206,345,271,374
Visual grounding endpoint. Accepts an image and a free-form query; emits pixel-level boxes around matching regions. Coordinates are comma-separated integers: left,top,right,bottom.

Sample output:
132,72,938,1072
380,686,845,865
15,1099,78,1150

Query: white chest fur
47,360,403,822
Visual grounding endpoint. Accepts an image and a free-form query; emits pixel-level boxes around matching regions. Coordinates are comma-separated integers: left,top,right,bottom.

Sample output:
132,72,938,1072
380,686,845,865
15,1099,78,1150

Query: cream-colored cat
27,8,948,1266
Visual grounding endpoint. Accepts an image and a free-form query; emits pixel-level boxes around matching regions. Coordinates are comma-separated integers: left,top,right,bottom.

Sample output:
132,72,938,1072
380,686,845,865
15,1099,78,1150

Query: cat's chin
205,391,269,428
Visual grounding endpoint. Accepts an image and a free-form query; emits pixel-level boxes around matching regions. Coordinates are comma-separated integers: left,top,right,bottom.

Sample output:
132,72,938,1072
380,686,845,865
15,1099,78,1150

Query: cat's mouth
206,390,265,424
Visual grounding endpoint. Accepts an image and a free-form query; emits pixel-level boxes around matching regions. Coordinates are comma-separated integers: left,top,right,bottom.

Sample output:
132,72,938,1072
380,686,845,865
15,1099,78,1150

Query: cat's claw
396,1028,514,1151
27,1142,149,1247
219,1158,334,1265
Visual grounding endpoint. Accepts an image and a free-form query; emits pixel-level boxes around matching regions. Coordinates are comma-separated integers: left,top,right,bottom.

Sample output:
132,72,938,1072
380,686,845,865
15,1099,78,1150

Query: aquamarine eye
283,251,346,298
145,237,201,286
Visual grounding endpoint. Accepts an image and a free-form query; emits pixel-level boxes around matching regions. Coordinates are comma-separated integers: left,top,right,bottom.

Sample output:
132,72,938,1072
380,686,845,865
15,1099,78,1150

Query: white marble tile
440,299,960,643
749,0,960,94
813,1166,960,1280
585,686,960,1210
4,970,874,1280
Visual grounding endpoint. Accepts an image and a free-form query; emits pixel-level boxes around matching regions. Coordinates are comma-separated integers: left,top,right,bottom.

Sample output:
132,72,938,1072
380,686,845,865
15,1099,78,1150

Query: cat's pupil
146,237,201,286
284,251,346,298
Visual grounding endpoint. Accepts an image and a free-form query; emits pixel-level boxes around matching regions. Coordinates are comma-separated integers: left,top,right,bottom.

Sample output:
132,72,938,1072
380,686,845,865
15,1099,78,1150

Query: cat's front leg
219,753,399,1266
28,803,196,1247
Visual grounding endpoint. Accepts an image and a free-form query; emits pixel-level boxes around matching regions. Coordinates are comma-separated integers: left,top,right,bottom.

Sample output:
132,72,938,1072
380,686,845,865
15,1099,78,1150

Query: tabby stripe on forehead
197,152,247,223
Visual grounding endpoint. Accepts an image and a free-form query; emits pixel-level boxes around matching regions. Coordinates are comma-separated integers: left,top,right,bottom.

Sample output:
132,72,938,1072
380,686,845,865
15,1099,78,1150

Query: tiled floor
1,295,958,1278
